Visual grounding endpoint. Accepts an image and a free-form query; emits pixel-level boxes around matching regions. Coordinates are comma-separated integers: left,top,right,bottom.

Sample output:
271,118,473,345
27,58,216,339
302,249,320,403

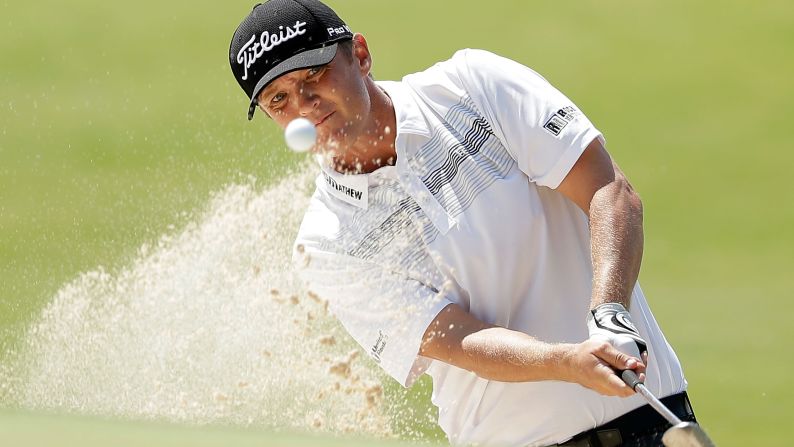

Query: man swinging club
229,1,699,445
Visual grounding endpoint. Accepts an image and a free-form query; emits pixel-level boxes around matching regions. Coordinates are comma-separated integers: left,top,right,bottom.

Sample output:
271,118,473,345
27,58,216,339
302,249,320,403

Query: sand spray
0,163,437,439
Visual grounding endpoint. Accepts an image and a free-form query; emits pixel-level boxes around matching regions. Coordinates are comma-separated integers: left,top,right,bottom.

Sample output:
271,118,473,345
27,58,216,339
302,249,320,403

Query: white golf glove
587,303,648,361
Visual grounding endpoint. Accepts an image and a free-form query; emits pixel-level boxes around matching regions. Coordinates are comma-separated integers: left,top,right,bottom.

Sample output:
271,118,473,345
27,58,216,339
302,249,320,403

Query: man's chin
310,140,340,164
312,135,343,154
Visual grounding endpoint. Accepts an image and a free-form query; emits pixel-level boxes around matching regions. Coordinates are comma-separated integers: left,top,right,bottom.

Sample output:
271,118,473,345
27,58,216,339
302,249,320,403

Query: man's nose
296,84,319,117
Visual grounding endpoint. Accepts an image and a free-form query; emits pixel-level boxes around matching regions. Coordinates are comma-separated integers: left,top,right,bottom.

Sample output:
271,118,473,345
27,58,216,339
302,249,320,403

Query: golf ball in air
284,118,316,152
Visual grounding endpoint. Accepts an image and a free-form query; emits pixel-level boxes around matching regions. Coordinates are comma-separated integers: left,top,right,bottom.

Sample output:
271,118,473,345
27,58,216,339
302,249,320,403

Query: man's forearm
421,305,566,382
420,304,642,395
427,322,583,384
459,329,642,395
458,327,568,382
554,140,644,310
588,171,644,309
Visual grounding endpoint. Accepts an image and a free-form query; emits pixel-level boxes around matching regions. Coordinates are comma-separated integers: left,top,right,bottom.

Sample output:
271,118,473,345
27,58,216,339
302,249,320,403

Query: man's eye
271,92,286,104
307,66,324,79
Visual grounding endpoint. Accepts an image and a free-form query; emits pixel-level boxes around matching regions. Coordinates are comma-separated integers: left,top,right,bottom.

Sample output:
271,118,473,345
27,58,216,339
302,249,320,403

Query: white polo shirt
294,49,686,446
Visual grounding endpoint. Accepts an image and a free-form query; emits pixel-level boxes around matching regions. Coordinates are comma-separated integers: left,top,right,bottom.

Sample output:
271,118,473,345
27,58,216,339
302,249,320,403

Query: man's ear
352,33,372,76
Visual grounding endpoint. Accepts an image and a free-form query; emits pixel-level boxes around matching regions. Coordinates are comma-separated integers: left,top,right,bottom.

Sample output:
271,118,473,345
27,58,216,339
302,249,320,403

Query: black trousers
553,392,696,447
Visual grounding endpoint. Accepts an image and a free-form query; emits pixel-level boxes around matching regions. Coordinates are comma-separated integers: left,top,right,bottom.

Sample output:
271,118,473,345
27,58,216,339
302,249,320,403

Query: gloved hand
587,303,648,362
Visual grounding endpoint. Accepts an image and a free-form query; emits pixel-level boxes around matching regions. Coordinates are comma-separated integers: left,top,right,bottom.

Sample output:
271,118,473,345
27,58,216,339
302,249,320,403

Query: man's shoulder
401,49,531,98
432,48,506,66
448,48,507,64
405,48,498,78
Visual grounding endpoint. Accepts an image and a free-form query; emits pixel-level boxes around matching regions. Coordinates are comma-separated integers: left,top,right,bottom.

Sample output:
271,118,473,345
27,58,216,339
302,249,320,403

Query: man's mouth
316,111,334,126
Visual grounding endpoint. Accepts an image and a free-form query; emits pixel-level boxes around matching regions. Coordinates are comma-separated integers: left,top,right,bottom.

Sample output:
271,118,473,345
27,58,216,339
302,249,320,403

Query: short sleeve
293,218,452,388
456,49,604,188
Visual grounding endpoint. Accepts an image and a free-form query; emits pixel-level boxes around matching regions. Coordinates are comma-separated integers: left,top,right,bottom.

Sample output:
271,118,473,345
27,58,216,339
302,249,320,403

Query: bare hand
561,340,646,397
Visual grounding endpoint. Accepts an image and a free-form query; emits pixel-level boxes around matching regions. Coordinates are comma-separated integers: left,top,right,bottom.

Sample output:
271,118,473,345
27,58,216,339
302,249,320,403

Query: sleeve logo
543,105,581,136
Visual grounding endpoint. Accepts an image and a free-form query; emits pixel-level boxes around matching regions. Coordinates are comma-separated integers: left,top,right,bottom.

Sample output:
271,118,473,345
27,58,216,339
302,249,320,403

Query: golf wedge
621,370,716,447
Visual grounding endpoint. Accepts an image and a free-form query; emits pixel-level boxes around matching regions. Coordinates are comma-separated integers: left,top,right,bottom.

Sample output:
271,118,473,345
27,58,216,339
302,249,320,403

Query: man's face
257,42,371,156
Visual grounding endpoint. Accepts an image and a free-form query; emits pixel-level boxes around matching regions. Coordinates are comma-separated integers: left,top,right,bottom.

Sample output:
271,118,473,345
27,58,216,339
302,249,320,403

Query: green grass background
1,0,792,445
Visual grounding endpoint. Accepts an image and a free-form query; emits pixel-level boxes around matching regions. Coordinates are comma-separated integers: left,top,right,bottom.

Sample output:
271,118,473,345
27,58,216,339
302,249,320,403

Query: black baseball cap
229,0,353,120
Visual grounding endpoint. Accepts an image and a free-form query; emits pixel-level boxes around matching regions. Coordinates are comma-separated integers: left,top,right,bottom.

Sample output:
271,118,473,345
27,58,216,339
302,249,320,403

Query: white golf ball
284,118,316,152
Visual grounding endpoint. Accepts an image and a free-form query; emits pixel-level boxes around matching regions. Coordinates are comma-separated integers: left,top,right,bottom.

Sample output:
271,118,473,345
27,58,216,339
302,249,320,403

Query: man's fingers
570,341,647,398
596,343,645,395
595,362,634,397
596,342,644,371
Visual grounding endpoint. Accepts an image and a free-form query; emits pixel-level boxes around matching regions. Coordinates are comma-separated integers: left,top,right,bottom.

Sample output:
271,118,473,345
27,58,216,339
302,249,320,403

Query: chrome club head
662,421,716,447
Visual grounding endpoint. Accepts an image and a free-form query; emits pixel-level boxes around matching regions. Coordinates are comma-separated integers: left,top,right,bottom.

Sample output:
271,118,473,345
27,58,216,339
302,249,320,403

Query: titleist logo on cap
229,0,354,120
236,20,308,81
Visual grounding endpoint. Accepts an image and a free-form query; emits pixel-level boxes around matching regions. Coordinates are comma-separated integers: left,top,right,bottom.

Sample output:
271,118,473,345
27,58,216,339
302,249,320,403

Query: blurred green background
1,0,792,445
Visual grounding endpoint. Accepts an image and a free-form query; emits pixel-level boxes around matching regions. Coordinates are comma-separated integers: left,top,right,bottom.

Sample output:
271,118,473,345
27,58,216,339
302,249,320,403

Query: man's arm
419,303,642,397
416,138,648,395
556,137,644,309
556,137,648,366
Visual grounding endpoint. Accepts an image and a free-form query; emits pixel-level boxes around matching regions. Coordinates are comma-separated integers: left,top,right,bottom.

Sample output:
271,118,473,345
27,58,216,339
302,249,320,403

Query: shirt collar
378,80,456,234
315,154,370,210
312,80,430,211
377,80,431,138
312,79,454,233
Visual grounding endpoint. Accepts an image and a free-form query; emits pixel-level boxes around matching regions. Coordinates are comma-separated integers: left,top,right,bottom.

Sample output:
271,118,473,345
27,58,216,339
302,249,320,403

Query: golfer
229,1,698,445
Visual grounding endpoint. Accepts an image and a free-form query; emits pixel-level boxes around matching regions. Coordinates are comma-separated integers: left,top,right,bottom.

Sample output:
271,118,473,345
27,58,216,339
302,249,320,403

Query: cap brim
247,43,340,120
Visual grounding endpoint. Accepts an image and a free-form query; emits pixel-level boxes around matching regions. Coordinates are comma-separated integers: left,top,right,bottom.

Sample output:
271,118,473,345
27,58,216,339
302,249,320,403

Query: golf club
621,370,716,447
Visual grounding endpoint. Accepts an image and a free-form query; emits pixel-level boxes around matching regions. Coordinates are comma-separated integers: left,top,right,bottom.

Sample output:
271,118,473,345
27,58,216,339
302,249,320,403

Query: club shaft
635,383,683,426
621,369,683,425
